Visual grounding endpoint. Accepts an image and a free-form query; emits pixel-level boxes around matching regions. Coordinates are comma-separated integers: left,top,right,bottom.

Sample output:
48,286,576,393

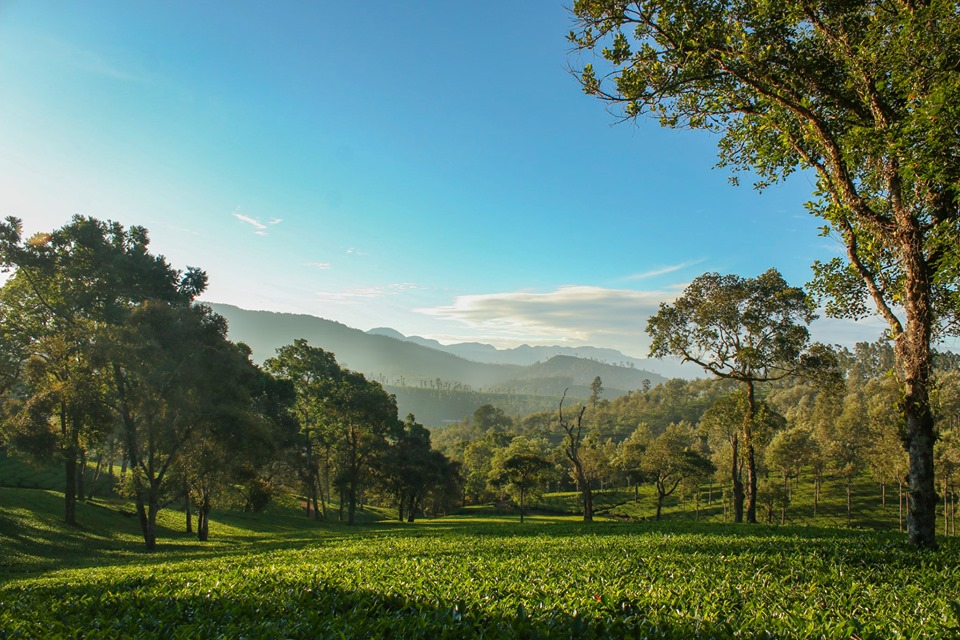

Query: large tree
107,301,253,549
570,0,960,548
641,421,715,520
264,340,344,519
647,269,818,522
0,216,204,532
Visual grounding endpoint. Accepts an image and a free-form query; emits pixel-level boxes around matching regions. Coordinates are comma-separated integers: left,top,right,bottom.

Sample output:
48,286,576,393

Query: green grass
3,487,960,638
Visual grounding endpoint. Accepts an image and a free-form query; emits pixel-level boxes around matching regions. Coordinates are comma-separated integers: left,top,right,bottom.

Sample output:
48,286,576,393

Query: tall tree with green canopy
647,269,818,523
333,369,401,525
106,301,254,549
570,0,960,548
0,215,204,529
641,421,715,520
264,339,344,519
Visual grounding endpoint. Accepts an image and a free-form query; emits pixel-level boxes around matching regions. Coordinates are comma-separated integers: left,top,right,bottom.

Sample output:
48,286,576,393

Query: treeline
0,216,460,550
432,343,960,532
7,216,960,551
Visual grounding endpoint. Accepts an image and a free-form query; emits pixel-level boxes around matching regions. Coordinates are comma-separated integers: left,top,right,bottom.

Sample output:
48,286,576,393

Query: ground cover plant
3,489,960,639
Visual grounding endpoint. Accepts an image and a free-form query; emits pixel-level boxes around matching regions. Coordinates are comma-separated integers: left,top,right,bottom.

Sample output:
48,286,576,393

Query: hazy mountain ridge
367,327,646,367
211,303,670,424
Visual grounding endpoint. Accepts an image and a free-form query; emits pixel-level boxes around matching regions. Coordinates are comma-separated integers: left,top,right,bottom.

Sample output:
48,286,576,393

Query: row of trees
439,342,960,532
0,216,460,550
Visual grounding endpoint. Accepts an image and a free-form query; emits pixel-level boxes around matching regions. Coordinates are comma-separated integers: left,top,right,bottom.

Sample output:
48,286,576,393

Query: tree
557,391,595,522
613,423,652,502
0,216,204,534
380,414,452,522
264,340,344,520
333,370,401,525
570,0,960,548
765,426,816,522
106,301,251,549
647,269,818,522
589,376,604,407
641,421,715,520
489,438,553,524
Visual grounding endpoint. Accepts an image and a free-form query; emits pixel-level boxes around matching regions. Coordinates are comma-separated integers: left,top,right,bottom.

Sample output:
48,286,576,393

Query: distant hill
211,303,670,425
367,327,693,377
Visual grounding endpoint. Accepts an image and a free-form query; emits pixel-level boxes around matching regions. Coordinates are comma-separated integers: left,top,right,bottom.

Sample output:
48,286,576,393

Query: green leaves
4,521,960,638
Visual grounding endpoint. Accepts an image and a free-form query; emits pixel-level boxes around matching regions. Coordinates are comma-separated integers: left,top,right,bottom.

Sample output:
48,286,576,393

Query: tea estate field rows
2,489,960,639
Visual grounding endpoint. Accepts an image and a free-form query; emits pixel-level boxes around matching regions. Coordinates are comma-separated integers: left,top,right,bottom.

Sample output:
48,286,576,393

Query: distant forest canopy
5,216,960,551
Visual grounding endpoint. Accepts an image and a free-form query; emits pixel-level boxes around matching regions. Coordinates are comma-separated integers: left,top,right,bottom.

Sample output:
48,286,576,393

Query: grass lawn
3,487,960,638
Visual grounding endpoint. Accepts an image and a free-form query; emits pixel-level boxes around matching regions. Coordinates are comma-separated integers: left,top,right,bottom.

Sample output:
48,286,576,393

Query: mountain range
209,303,678,424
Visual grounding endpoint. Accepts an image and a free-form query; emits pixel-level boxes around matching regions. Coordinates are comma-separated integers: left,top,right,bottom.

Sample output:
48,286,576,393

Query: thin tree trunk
62,408,78,527
185,481,193,534
88,451,104,500
198,487,211,542
76,447,86,503
743,381,758,524
847,479,852,525
732,434,744,523
899,481,905,532
945,481,949,537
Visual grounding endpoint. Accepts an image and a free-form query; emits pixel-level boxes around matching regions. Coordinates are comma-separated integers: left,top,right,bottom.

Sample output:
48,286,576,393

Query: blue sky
0,1,888,357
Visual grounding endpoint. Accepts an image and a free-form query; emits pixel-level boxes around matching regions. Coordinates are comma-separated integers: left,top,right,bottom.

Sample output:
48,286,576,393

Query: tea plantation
2,488,960,639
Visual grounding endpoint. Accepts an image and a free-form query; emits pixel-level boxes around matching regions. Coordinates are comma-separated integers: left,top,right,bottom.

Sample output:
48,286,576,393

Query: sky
0,1,891,358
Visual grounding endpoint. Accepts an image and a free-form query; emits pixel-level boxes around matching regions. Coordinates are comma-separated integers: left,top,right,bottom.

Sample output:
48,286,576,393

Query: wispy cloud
314,283,420,304
305,262,332,270
627,258,707,281
417,285,890,353
418,285,678,348
233,211,281,236
315,287,385,303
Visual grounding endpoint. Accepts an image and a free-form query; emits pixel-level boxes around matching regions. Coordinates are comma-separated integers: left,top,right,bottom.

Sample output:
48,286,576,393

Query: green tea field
2,488,960,639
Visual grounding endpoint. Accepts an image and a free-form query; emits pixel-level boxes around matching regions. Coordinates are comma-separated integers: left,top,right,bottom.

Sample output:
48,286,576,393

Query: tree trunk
88,451,104,500
76,447,86,503
185,481,193,534
847,478,853,525
731,434,744,523
519,488,526,524
743,381,758,524
581,475,594,523
899,480,905,532
61,407,77,526
904,392,937,547
895,222,937,548
406,494,417,523
814,472,821,517
198,488,211,542
655,490,664,520
945,482,949,537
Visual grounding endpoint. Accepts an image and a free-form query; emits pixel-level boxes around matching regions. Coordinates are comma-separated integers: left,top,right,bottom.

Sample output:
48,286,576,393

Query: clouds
314,283,421,304
416,284,893,354
418,285,679,351
627,259,707,281
233,211,282,236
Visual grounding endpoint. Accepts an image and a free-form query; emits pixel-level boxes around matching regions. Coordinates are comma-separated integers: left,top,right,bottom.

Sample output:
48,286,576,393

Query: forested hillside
211,303,667,424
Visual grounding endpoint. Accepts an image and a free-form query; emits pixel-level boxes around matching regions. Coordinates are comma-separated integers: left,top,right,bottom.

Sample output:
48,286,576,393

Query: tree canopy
570,0,960,547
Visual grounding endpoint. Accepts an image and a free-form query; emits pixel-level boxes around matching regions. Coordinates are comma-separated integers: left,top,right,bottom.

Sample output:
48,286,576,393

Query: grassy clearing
3,488,960,638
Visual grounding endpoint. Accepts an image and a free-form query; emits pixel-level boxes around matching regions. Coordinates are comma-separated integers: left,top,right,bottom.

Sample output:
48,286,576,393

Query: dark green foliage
570,0,960,549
